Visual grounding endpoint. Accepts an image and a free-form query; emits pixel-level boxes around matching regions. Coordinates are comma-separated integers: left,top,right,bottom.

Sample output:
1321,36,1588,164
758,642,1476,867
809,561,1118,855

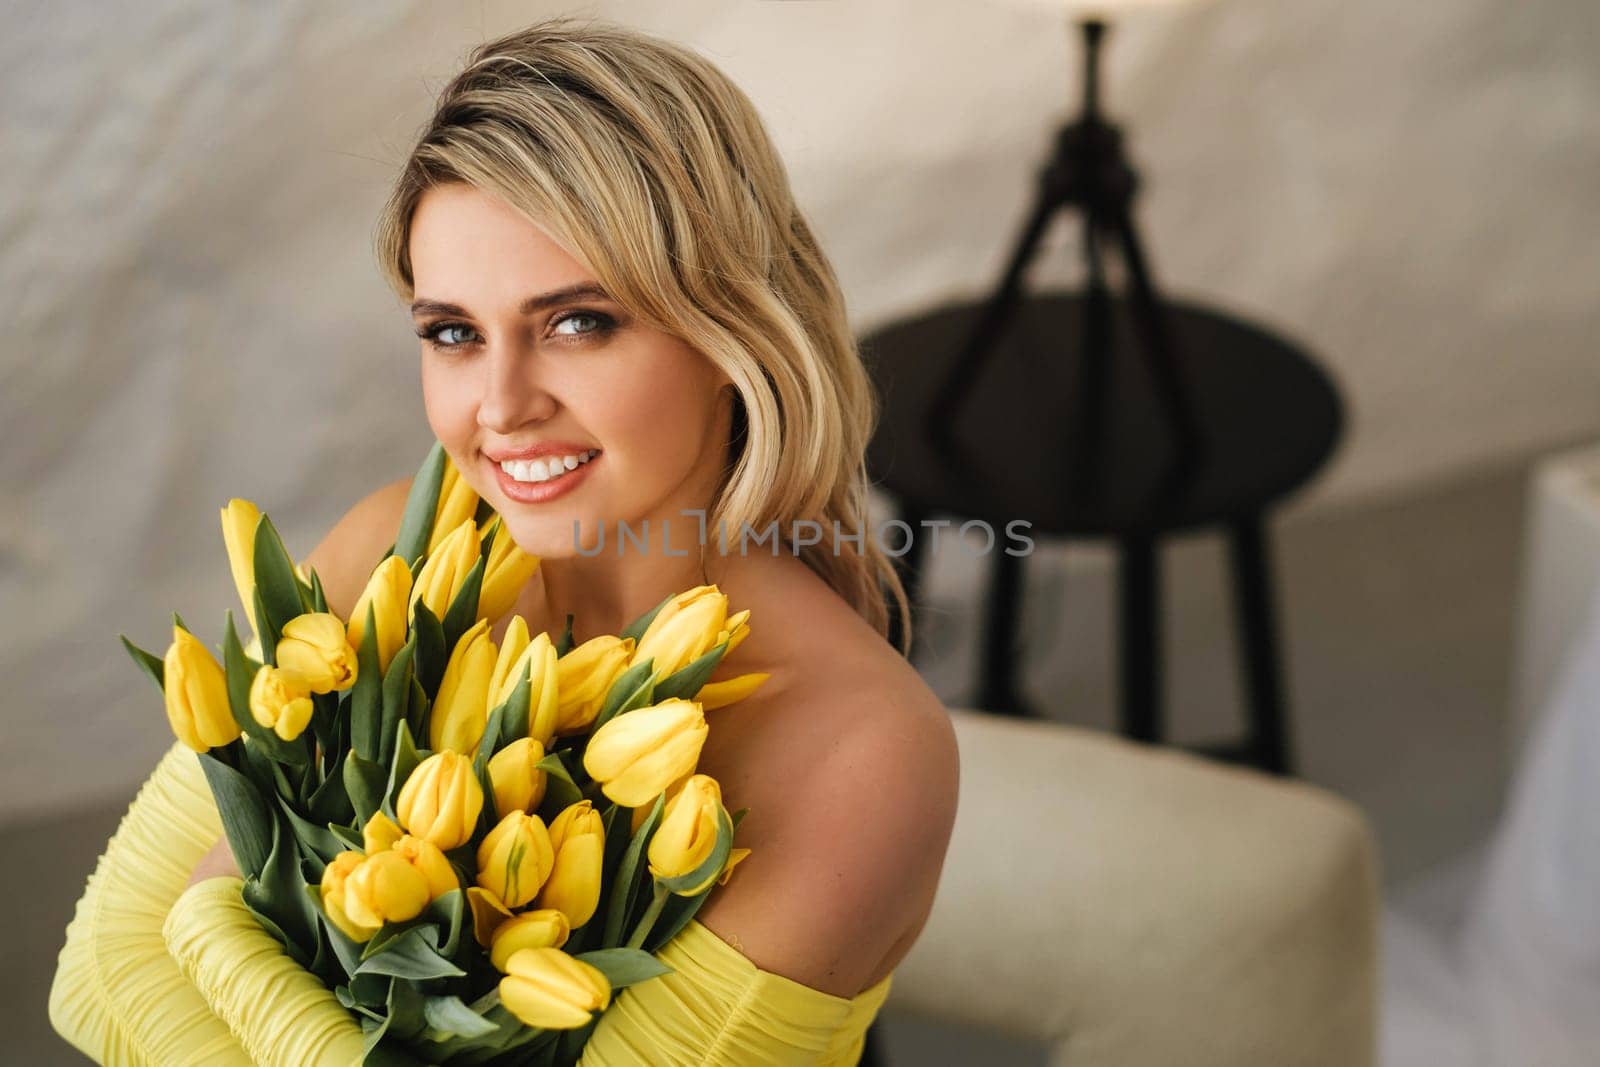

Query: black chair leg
976,546,1032,716
1225,514,1293,775
1118,535,1162,744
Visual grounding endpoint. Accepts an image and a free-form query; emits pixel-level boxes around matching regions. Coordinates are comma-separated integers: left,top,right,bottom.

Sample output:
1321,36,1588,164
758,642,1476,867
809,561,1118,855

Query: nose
476,336,558,434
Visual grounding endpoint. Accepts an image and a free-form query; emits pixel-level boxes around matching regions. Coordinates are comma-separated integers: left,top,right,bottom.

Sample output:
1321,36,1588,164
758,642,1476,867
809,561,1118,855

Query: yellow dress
49,743,893,1066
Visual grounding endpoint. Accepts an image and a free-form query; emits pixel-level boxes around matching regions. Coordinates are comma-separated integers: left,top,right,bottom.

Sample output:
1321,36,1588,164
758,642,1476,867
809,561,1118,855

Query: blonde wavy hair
373,16,911,655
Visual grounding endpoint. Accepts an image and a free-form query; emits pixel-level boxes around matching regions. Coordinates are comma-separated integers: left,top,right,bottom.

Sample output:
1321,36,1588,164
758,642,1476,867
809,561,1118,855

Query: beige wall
4,0,1595,823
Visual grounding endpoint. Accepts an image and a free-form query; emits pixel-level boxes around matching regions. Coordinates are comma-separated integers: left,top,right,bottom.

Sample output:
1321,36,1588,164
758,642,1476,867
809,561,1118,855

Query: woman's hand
187,836,241,887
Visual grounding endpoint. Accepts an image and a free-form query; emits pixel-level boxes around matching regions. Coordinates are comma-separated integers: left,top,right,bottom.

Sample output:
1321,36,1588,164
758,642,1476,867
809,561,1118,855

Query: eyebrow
409,283,614,318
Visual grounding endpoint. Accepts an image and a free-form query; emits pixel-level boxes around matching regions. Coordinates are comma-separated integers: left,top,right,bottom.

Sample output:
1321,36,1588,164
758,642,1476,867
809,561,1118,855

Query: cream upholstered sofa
889,709,1380,1067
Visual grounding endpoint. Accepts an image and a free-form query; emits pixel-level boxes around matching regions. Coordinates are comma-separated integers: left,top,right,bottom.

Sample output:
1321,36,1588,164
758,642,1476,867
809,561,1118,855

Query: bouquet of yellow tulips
121,441,766,1064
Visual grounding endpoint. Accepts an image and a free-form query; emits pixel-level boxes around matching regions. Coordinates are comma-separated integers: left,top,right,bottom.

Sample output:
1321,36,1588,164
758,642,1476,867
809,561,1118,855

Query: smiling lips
497,448,601,484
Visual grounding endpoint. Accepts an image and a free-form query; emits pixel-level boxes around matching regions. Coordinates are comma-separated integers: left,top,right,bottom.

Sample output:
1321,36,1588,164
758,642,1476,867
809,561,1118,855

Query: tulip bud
476,810,554,908
163,625,240,752
537,800,605,928
487,737,547,817
396,750,484,851
429,618,497,754
720,609,751,658
275,612,359,693
555,635,634,735
632,770,691,835
582,698,708,808
392,834,459,901
346,555,413,675
319,851,380,943
341,849,430,929
648,774,728,895
411,518,480,623
429,456,481,556
629,585,729,678
247,664,314,742
489,623,560,747
478,516,541,624
220,499,262,643
694,671,770,711
489,909,571,972
361,810,404,854
499,948,611,1030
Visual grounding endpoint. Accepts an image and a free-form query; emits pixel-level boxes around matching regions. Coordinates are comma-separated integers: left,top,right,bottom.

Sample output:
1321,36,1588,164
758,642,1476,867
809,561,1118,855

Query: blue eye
552,310,615,338
415,322,479,350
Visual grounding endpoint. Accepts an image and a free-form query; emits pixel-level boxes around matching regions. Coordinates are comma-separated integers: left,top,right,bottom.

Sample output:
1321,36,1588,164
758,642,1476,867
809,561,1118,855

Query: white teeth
500,449,598,483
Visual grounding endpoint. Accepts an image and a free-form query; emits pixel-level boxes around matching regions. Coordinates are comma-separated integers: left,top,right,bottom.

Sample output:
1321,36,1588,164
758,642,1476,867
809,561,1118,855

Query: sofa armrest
891,710,1380,1067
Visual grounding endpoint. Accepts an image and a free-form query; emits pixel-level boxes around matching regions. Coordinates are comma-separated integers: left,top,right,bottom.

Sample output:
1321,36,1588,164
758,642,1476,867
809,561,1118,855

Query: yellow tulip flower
478,515,541,624
476,810,554,908
489,909,571,972
648,774,727,894
346,555,413,675
537,800,605,928
582,698,708,808
555,635,634,735
319,851,380,943
396,751,484,851
430,618,498,754
629,585,728,678
487,737,547,817
718,847,752,887
411,518,480,623
163,625,240,753
247,664,313,742
391,834,459,901
361,810,404,854
499,948,611,1030
275,613,359,693
429,456,480,557
341,850,430,929
489,621,560,747
220,498,261,642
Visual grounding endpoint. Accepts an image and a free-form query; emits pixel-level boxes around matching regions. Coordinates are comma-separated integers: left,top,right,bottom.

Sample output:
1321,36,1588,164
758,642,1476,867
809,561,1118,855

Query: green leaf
276,793,343,868
555,613,575,657
394,441,449,567
240,811,318,967
406,677,430,754
602,792,665,948
308,566,329,614
221,610,307,765
384,721,424,817
494,660,532,746
198,751,274,879
652,642,727,703
350,602,384,761
620,591,674,644
306,747,355,827
379,638,417,767
412,600,447,698
252,513,310,632
472,704,506,779
421,996,498,1040
440,555,486,650
423,888,469,959
118,634,165,695
251,586,281,666
329,822,366,853
353,925,466,980
344,752,388,827
589,661,659,735
575,947,673,989
532,752,583,823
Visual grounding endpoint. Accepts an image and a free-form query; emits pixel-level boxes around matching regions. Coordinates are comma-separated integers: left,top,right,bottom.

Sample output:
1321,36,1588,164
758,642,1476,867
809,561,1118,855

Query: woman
51,15,959,1066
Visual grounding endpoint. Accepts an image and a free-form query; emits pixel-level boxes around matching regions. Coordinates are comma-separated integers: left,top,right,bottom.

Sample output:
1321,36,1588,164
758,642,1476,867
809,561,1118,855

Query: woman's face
409,182,733,559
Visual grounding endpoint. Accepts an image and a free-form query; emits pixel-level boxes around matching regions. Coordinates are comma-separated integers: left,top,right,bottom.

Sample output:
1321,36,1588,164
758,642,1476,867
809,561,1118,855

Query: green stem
624,884,671,951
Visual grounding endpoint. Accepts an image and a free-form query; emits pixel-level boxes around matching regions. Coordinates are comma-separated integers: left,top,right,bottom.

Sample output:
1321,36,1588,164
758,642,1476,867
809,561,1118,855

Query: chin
495,512,604,559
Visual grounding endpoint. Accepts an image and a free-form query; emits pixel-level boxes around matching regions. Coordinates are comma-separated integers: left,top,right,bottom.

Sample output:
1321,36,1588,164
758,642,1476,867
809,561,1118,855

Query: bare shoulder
301,476,414,621
692,560,961,998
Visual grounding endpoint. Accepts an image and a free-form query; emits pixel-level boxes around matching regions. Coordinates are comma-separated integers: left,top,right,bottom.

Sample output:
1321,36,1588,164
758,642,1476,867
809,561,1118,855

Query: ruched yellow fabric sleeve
51,744,894,1067
162,878,365,1065
577,919,894,1067
48,741,253,1065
